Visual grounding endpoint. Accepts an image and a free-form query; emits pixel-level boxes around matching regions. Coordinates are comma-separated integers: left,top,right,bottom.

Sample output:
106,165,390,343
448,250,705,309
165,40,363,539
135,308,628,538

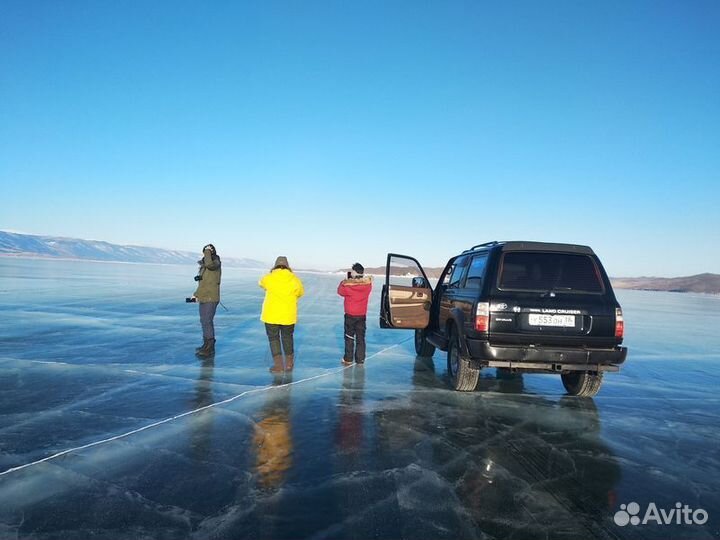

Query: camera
186,297,197,303
194,275,202,281
347,271,352,279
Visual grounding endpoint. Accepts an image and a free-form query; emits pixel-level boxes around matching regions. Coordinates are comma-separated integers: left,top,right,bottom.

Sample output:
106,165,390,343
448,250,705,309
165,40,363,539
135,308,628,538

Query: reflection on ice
335,367,366,457
189,359,215,463
0,261,719,539
252,377,293,491
373,357,622,539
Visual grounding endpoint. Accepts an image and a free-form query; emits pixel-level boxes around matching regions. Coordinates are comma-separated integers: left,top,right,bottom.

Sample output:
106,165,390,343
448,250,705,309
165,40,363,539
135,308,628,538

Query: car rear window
498,252,604,293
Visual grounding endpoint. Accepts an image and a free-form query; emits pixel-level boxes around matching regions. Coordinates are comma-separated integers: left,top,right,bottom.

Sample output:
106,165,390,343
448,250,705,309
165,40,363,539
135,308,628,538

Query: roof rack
462,241,499,254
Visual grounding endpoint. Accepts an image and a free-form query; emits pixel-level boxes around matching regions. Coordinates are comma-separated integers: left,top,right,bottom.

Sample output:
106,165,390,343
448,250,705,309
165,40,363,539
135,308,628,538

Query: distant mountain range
4,232,718,293
0,231,266,268
351,265,446,279
611,274,720,294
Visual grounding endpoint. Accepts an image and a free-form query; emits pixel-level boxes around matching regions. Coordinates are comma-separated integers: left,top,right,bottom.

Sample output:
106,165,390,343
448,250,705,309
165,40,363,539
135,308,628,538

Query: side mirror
412,276,429,288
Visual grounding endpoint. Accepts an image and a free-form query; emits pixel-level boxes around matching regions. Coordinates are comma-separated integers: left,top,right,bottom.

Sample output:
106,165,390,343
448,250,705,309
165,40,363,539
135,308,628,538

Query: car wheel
447,327,479,391
561,371,603,397
414,328,436,357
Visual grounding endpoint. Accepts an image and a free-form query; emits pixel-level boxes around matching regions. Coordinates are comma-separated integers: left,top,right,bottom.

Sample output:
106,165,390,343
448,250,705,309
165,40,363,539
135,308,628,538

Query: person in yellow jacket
259,256,304,372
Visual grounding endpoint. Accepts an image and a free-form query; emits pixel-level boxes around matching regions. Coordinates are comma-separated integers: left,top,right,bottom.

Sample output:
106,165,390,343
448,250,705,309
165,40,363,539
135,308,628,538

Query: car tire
414,328,436,357
447,327,479,391
561,371,603,397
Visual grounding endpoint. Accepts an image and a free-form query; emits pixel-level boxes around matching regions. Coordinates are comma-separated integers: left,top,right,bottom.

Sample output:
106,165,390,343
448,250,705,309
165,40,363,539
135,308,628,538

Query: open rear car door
380,253,433,329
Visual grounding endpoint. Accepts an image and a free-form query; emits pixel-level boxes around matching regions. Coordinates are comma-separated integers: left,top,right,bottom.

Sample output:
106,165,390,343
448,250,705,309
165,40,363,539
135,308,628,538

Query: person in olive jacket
259,256,304,373
192,244,221,358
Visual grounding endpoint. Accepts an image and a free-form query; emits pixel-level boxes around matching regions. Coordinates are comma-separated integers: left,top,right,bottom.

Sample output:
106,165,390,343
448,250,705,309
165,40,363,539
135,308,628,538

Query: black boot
196,338,216,358
195,338,209,353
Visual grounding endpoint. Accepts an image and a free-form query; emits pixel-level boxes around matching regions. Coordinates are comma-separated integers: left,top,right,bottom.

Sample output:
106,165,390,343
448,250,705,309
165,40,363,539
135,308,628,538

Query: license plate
528,314,576,327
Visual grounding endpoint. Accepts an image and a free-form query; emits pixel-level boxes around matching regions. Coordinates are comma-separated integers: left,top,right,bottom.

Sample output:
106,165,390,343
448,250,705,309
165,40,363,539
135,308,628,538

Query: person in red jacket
337,262,373,365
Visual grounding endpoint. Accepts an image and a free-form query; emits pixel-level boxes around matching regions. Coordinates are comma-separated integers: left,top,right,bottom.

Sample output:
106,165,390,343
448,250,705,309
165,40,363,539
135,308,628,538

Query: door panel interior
387,285,431,328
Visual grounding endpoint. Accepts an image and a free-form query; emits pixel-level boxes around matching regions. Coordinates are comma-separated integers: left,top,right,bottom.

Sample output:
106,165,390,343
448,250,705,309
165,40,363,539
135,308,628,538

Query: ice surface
0,259,719,539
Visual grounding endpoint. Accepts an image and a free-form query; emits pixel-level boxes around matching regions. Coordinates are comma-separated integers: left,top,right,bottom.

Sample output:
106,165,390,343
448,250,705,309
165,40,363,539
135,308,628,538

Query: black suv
379,241,627,396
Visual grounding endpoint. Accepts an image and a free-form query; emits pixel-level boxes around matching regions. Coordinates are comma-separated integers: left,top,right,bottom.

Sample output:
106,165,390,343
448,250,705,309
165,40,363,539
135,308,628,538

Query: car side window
447,257,469,289
464,254,488,289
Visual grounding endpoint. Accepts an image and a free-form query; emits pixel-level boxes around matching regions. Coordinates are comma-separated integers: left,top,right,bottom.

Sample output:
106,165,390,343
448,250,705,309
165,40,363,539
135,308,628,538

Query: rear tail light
615,307,624,339
475,302,490,332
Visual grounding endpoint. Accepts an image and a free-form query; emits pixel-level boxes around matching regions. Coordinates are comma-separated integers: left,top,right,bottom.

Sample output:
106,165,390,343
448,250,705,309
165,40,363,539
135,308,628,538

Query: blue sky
1,1,718,276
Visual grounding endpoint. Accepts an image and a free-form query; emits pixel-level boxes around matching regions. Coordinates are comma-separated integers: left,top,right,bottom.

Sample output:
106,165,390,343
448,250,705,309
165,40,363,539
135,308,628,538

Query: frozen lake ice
0,258,719,539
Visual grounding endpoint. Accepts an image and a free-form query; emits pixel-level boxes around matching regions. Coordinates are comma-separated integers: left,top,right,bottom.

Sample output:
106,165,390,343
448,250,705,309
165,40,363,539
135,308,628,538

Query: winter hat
273,256,290,269
351,262,364,277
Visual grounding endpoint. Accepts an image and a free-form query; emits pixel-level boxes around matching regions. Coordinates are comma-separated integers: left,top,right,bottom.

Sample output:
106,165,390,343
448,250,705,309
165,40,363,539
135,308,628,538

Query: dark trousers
265,323,295,357
199,302,219,339
344,314,367,364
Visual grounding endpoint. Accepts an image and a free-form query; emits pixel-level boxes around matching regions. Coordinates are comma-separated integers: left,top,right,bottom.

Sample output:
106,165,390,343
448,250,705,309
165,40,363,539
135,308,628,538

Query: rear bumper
466,338,627,372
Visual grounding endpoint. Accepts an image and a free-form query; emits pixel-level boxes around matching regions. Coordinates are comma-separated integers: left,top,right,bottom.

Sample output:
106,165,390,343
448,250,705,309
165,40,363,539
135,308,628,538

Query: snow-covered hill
0,231,266,268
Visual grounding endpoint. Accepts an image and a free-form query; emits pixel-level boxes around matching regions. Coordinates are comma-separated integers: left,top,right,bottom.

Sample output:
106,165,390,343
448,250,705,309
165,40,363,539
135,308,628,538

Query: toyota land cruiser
379,241,627,396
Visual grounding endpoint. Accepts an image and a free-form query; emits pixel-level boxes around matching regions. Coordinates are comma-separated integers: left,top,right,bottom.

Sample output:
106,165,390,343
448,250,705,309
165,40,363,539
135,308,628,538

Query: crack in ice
0,339,410,477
